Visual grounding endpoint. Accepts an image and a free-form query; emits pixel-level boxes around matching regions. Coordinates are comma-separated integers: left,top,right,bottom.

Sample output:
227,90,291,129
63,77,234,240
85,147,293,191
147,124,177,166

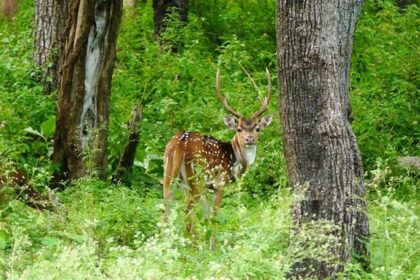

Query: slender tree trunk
276,0,369,278
112,104,143,184
152,0,188,36
52,0,123,184
34,0,66,94
396,0,416,9
0,0,19,19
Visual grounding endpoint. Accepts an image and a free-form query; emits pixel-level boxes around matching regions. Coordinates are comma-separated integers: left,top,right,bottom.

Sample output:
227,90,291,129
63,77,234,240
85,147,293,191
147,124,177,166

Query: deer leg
163,174,173,201
209,187,224,249
185,162,200,234
212,187,225,217
162,163,172,219
163,149,184,217
185,185,200,234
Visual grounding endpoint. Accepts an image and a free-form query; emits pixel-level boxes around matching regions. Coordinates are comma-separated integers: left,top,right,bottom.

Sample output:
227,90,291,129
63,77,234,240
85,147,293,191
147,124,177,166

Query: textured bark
34,0,66,94
112,104,143,184
52,0,123,184
152,0,188,36
123,0,135,7
276,0,369,278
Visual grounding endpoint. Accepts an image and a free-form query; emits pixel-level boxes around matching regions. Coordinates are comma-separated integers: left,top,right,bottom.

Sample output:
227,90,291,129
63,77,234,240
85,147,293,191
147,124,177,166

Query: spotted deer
163,69,273,230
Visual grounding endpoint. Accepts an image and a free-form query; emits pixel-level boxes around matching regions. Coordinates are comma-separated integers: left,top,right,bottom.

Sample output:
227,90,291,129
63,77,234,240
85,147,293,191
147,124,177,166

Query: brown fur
163,69,273,234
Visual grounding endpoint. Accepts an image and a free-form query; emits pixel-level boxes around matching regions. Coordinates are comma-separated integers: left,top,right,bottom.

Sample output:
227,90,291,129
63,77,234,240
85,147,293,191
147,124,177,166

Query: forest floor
1,0,419,279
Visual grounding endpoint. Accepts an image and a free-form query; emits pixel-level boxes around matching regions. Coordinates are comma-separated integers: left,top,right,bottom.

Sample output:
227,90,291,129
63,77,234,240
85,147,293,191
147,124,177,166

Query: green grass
0,0,419,279
1,178,419,279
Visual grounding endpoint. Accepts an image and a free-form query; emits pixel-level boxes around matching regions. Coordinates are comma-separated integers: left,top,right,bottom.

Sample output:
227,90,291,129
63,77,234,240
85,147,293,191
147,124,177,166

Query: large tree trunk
34,0,66,94
276,0,369,278
152,0,188,37
52,0,123,184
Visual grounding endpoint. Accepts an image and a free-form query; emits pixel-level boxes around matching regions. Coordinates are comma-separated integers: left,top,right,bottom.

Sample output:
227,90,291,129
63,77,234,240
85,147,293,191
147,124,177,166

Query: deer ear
259,115,273,128
223,115,237,130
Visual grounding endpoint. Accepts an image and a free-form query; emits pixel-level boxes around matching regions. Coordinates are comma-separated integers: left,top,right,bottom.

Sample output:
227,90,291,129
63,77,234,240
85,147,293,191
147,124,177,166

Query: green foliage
111,0,280,187
0,0,419,279
0,0,55,171
0,186,292,279
1,178,418,279
352,0,420,169
367,157,419,201
190,0,276,68
345,196,420,279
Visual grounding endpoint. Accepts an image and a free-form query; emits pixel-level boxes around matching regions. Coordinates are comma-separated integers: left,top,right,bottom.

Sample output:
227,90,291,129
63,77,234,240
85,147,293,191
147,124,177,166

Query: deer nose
245,136,255,145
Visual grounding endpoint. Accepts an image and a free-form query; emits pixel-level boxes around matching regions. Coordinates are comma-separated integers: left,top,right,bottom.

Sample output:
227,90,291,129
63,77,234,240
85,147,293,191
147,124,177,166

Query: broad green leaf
0,238,5,250
0,229,8,250
60,232,85,243
24,127,46,141
41,236,60,247
41,115,56,137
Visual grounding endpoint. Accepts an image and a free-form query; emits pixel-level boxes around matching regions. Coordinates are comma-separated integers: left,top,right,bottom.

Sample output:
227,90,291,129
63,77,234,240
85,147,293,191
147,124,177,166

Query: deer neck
231,135,257,169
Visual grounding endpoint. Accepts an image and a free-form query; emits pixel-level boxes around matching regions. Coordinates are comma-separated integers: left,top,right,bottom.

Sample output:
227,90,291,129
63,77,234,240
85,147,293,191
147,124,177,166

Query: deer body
163,69,273,230
164,132,235,188
163,128,261,194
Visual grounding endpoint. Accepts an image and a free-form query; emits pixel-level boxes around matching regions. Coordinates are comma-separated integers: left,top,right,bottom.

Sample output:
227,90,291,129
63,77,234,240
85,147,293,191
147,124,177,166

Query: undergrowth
0,0,419,279
1,176,418,279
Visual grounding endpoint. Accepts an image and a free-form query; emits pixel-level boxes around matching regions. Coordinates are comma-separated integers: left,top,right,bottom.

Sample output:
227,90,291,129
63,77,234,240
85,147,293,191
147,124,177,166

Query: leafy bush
1,190,292,279
351,0,420,168
111,1,280,189
0,0,55,174
2,178,418,279
0,0,419,279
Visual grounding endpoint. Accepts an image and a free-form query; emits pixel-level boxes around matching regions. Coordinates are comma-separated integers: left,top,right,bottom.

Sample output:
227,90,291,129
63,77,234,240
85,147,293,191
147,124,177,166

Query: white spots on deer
181,131,190,140
180,131,190,148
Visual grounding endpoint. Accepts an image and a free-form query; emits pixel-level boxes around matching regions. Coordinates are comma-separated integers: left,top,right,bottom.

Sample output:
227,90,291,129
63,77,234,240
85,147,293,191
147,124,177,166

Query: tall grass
1,176,419,279
0,0,418,279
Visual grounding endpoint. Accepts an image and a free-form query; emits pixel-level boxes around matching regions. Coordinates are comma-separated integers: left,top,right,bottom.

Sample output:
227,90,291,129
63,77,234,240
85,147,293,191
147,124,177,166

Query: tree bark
0,0,19,19
52,0,123,184
276,0,369,278
112,104,143,185
152,0,188,37
123,0,136,7
396,0,416,9
34,0,66,94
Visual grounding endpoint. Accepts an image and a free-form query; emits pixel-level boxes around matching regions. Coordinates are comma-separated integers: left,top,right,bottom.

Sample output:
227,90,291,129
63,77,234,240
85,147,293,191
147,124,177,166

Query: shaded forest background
0,0,419,278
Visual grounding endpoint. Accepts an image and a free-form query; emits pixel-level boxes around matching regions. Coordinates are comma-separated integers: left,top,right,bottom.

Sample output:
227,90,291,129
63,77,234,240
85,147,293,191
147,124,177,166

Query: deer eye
255,127,260,132
237,128,242,133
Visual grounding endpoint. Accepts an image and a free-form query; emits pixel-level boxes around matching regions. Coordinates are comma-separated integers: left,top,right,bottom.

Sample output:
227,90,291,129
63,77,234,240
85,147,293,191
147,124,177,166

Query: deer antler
252,68,272,119
216,69,243,118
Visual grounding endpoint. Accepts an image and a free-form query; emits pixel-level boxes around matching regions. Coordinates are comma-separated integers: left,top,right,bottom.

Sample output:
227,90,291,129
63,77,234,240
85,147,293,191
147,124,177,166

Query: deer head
216,68,273,153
